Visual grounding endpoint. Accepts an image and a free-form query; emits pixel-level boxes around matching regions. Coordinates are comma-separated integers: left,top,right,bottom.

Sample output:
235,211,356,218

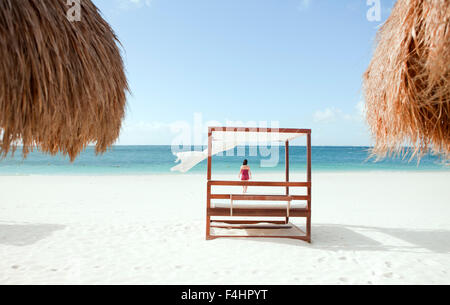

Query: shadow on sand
0,222,66,246
247,224,450,254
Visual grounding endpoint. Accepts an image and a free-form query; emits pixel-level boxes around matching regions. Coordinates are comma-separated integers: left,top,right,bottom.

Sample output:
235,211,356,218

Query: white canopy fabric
171,130,305,173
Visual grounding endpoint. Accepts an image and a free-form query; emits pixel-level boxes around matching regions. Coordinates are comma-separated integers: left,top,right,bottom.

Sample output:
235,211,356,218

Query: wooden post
285,140,290,224
285,141,290,195
206,128,213,239
207,129,212,181
306,132,312,242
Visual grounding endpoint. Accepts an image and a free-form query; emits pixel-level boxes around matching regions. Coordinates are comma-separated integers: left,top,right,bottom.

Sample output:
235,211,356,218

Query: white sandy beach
0,172,449,284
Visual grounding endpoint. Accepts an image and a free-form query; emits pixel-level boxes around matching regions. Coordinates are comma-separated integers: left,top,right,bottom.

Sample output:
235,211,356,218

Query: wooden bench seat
211,201,307,210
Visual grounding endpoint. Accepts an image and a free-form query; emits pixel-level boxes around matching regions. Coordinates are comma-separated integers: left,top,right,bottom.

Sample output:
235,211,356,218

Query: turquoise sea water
0,146,447,175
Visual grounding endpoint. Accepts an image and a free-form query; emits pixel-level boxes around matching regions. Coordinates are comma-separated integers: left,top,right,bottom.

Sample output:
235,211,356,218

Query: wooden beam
208,208,308,217
209,127,311,134
307,132,312,241
208,181,310,187
307,133,312,208
211,224,293,230
285,140,290,196
210,220,287,225
208,235,310,242
307,133,311,184
210,194,309,201
207,129,212,181
206,129,213,239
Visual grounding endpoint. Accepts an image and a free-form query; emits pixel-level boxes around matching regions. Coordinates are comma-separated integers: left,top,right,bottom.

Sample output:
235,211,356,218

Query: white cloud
355,100,366,120
122,121,170,132
314,101,366,123
297,0,312,11
127,0,151,5
314,108,339,123
116,0,152,10
117,121,173,145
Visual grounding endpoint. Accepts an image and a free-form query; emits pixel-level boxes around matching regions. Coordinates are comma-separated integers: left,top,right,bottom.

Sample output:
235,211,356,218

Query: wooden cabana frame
206,127,312,242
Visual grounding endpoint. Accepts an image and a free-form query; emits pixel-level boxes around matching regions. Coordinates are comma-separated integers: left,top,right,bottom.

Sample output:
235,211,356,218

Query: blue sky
93,0,396,146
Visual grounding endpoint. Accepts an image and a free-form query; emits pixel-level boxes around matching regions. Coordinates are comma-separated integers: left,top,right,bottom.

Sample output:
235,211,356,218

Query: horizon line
111,144,374,147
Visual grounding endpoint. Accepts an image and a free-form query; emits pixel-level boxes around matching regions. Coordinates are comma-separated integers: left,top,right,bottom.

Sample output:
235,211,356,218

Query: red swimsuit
241,169,250,181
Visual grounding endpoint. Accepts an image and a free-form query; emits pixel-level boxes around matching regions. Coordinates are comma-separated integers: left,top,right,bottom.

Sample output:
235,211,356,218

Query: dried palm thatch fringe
363,0,449,162
0,0,128,161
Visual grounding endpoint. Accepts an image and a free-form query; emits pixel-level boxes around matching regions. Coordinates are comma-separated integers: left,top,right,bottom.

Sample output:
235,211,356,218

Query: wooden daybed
205,127,312,242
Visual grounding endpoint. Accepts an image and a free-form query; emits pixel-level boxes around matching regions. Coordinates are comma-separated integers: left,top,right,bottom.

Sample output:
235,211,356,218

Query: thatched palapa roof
363,0,449,161
0,0,128,161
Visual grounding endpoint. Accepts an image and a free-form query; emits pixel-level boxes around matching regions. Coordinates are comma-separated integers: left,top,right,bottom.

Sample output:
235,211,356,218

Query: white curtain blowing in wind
171,131,304,173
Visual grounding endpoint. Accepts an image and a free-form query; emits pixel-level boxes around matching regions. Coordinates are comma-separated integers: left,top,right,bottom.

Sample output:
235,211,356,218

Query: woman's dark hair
243,159,248,166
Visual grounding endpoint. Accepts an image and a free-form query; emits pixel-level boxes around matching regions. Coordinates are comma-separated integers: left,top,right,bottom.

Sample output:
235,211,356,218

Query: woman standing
238,159,252,193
